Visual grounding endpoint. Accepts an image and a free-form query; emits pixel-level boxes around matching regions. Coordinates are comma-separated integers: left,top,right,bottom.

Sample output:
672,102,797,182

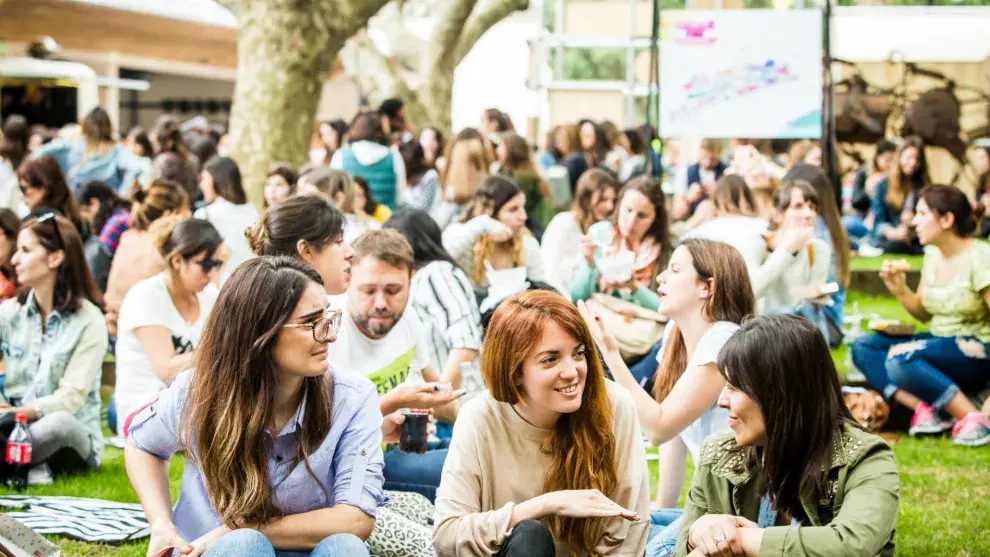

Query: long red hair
482,290,617,555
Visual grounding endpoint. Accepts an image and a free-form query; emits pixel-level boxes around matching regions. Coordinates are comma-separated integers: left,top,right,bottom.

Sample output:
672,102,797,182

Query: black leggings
497,519,556,557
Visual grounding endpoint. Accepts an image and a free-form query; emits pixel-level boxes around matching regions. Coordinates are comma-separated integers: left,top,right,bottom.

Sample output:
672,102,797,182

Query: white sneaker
857,244,885,257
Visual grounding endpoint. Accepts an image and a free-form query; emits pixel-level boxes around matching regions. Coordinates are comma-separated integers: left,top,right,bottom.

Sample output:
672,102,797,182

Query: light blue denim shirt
0,293,108,464
33,140,145,193
127,368,388,556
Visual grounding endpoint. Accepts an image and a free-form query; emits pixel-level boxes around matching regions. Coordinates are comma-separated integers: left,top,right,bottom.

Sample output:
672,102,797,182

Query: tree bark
222,0,390,208
345,0,529,137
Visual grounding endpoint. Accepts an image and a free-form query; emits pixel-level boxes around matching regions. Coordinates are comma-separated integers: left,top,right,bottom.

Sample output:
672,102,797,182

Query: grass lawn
3,292,987,556
849,254,925,272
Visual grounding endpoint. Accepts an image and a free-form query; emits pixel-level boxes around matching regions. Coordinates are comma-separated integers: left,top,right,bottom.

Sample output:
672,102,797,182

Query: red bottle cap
14,413,28,423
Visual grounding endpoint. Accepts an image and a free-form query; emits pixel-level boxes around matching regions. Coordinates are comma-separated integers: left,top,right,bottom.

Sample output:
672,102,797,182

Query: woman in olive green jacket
676,314,900,557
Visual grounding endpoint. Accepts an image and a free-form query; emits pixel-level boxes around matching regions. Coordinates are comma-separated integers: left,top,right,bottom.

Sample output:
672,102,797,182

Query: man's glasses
283,307,343,342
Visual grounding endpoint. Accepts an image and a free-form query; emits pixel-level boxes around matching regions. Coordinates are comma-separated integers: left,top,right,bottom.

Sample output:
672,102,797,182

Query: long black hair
205,156,247,205
76,180,128,236
383,208,455,269
717,314,856,522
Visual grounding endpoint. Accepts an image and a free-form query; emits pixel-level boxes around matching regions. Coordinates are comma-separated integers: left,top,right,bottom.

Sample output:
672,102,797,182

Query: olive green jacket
675,423,899,557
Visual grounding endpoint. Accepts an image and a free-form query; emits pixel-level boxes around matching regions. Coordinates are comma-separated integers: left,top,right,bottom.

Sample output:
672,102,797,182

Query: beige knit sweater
433,380,650,557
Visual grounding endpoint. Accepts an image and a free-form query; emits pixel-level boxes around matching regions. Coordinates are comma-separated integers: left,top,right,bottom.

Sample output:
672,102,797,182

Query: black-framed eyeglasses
195,257,224,273
283,307,343,342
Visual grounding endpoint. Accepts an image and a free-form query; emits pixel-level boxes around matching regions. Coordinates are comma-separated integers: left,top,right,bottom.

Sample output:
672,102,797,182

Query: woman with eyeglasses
111,217,224,434
0,213,107,478
126,256,384,557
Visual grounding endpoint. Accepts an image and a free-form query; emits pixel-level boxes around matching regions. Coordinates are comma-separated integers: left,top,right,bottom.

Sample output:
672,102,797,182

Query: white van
0,57,99,129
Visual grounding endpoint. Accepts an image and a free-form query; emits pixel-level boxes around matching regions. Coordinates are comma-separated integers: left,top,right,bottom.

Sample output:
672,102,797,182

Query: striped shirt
409,261,484,394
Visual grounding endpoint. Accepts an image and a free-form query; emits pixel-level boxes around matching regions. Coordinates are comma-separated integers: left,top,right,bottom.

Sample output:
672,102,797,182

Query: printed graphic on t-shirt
171,335,195,355
366,346,417,396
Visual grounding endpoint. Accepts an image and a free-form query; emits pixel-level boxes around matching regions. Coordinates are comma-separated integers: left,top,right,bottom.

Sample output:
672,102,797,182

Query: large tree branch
454,0,530,65
428,0,478,72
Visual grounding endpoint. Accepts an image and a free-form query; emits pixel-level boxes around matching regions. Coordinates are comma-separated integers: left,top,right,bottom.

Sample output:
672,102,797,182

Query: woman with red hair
433,290,649,556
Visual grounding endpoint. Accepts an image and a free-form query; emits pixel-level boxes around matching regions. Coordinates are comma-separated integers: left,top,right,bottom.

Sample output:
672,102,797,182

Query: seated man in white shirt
328,229,463,503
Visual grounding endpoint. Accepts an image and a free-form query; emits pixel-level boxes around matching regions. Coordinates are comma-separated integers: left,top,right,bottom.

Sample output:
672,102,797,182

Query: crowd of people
0,97,987,557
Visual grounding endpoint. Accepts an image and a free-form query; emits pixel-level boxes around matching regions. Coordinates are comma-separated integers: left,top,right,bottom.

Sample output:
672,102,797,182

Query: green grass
849,254,925,272
3,292,987,556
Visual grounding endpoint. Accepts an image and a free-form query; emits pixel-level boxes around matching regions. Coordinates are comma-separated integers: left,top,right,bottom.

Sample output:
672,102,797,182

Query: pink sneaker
951,413,990,447
908,403,952,436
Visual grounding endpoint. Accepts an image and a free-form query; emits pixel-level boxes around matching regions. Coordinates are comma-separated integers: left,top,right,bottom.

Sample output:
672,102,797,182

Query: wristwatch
32,405,45,420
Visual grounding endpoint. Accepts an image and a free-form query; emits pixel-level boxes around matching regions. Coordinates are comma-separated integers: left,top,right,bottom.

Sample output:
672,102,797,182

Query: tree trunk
223,0,389,208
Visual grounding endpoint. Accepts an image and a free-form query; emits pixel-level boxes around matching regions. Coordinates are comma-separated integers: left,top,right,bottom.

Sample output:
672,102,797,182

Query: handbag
584,293,667,360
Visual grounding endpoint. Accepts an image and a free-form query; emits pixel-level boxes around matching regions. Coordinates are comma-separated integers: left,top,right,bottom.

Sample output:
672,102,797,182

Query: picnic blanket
0,496,149,543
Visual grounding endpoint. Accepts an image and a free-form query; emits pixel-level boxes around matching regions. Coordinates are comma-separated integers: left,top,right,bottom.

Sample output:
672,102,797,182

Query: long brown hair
886,136,929,211
441,128,490,204
784,164,851,287
185,256,334,528
710,174,756,217
653,239,755,404
17,156,85,233
18,214,103,313
610,176,672,267
482,290,617,555
572,169,619,233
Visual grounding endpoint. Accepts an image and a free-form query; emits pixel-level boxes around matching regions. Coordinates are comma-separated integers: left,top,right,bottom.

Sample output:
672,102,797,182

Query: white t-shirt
194,198,259,282
114,273,219,421
656,320,739,462
327,305,431,397
540,211,584,298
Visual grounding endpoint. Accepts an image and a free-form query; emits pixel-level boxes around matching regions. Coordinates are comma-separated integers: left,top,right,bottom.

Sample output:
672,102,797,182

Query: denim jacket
33,140,145,194
675,423,899,557
0,293,108,464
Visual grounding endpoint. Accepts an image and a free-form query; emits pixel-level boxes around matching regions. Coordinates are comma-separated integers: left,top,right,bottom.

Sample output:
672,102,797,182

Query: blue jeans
383,438,450,503
630,340,663,388
842,215,870,249
773,301,843,348
201,529,369,557
851,332,990,407
646,509,683,557
106,395,118,435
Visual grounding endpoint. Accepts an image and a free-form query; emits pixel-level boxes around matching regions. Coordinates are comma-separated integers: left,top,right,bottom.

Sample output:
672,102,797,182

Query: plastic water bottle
5,413,33,490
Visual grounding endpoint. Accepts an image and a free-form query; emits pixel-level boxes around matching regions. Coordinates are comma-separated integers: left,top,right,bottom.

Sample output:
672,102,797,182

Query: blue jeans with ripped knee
851,332,990,407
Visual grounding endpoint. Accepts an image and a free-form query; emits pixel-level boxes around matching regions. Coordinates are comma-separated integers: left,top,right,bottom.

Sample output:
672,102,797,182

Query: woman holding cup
569,176,672,311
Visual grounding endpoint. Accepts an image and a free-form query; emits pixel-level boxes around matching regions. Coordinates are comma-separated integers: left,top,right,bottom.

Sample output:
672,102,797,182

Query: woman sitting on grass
0,213,107,478
676,314,899,557
852,185,990,447
570,176,672,312
111,218,223,433
433,290,650,557
580,239,755,557
126,257,385,557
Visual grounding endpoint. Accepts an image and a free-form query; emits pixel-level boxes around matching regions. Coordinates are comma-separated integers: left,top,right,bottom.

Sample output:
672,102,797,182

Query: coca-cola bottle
5,413,32,490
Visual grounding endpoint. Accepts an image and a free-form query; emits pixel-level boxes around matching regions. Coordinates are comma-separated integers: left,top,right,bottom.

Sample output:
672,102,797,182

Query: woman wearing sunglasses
126,256,384,557
112,217,225,433
0,212,107,478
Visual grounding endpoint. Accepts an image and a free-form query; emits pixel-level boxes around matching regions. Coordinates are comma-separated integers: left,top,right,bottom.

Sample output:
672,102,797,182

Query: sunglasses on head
34,211,64,249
